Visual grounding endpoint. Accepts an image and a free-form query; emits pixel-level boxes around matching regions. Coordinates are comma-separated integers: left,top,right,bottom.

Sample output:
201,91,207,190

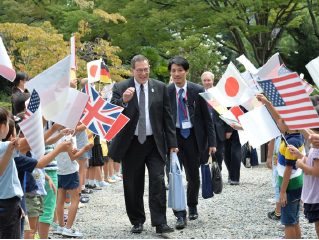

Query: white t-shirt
55,135,79,175
0,142,23,199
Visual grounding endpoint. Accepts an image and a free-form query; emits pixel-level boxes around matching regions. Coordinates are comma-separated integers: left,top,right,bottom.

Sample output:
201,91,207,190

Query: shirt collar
134,78,148,91
174,81,187,93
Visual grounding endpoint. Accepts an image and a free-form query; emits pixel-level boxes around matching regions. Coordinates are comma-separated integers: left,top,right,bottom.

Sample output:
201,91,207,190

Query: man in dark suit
167,56,216,229
200,72,233,170
108,55,178,234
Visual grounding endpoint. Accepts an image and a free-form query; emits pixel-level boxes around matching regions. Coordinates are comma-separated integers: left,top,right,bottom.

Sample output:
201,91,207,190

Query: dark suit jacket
213,108,233,141
167,81,216,152
108,77,177,162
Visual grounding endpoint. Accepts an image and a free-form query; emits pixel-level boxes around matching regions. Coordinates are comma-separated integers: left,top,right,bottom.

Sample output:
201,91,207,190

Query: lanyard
175,88,188,118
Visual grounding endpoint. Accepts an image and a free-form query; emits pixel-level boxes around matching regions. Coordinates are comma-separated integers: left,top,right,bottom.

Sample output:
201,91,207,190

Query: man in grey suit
108,55,178,234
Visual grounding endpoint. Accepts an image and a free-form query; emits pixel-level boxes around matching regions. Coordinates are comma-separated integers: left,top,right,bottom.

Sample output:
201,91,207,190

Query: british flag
81,83,128,139
258,72,319,129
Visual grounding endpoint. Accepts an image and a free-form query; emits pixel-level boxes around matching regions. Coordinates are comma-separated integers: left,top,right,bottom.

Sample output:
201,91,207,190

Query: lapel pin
151,88,154,92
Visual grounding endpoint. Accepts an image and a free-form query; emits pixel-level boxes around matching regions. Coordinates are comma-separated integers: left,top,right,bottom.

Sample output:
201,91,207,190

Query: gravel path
51,163,317,239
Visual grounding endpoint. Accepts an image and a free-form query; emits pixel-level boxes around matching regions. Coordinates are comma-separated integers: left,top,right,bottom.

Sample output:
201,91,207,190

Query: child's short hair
310,95,319,107
12,92,30,114
0,106,9,126
311,105,319,132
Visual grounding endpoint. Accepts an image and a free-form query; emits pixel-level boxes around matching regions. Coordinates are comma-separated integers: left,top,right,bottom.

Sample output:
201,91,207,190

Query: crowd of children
0,74,123,238
2,70,319,239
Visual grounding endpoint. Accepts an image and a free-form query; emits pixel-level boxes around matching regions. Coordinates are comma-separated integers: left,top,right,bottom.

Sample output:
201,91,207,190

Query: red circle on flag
225,77,239,97
90,65,98,77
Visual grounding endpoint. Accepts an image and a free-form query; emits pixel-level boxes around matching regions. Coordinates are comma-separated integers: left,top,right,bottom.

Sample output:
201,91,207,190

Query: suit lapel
169,84,177,124
129,77,139,110
186,81,194,123
148,78,154,110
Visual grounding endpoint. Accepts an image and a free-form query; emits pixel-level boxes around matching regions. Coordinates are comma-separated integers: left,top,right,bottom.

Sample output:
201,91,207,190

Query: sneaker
80,195,90,203
115,172,123,179
99,181,111,187
105,178,116,183
87,183,102,190
56,226,64,235
34,232,40,239
62,227,83,237
81,188,93,194
268,210,281,220
111,174,121,181
50,222,59,230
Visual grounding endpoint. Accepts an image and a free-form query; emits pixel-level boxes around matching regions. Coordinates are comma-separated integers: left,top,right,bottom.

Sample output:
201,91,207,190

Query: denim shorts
58,172,79,190
281,193,300,226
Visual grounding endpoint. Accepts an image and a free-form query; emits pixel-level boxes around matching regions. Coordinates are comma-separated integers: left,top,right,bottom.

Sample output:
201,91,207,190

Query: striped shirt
277,133,304,201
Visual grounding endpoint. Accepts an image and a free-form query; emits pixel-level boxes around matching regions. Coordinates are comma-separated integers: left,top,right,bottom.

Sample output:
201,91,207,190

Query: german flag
100,61,111,83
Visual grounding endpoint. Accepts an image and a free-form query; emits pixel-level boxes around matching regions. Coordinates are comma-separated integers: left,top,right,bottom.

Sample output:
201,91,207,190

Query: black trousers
0,197,21,239
174,128,200,218
122,136,167,226
224,130,241,182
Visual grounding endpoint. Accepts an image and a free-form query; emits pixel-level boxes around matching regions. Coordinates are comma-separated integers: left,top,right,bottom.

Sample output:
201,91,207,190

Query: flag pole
281,133,289,147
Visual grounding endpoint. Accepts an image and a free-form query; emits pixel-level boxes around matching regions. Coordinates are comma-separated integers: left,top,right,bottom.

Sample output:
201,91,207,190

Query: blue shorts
58,172,79,190
281,193,300,226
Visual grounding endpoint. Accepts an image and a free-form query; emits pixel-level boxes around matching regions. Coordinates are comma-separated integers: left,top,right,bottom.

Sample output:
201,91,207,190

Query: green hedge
0,102,12,112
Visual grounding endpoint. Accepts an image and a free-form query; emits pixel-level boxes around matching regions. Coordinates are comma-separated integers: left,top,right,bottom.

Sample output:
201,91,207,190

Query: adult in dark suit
167,56,216,229
108,55,178,234
200,72,232,170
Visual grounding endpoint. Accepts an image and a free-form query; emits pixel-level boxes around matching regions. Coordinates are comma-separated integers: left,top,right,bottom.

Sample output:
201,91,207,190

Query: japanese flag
87,59,102,83
208,62,248,108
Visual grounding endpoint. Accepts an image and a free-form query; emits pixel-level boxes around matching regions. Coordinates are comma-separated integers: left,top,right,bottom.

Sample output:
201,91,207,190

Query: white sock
89,180,95,185
85,179,89,185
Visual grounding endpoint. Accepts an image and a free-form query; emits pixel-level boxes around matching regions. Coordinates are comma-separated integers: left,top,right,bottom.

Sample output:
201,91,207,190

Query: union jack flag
258,73,319,129
81,83,128,138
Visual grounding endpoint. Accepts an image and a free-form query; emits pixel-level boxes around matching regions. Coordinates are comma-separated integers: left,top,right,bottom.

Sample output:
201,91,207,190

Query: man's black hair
168,56,190,71
13,92,30,115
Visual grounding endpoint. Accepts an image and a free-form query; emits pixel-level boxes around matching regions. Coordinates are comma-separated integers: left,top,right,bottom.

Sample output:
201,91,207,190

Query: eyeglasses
134,68,150,73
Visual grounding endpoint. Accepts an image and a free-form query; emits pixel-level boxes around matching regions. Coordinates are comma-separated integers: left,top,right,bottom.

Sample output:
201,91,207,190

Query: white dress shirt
174,81,192,128
134,78,153,136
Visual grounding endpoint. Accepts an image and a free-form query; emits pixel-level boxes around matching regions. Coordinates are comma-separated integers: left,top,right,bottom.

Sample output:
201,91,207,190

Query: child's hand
279,191,287,207
71,148,78,155
9,138,19,151
231,122,242,130
47,178,57,195
57,140,72,152
255,94,269,104
287,145,303,159
296,159,304,169
85,143,94,150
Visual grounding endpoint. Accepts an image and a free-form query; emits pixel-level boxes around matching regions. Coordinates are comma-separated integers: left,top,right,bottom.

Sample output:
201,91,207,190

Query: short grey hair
201,71,214,81
131,55,149,69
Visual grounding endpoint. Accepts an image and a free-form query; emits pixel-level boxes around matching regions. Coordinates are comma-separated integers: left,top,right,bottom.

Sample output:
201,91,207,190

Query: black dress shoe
156,223,174,234
175,217,187,229
131,223,143,234
189,207,198,220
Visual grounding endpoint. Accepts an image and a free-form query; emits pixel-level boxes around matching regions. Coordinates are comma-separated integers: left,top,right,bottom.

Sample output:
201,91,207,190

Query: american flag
258,73,319,129
19,89,45,160
278,65,314,95
81,83,129,139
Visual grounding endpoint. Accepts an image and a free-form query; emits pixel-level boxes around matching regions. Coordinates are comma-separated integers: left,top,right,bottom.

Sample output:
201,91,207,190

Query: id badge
182,120,192,129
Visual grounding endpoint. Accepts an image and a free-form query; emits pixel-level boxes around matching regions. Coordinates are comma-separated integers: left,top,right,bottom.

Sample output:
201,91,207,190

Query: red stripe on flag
0,64,16,82
230,106,244,122
105,114,129,141
288,122,319,129
283,114,319,121
276,82,303,90
285,98,310,106
277,106,315,114
280,90,306,98
272,73,299,83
